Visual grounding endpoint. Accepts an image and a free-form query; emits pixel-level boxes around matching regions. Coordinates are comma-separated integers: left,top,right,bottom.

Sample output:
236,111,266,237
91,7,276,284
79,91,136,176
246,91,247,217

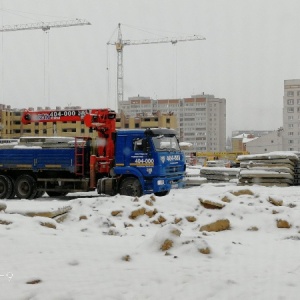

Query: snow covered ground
1,178,300,300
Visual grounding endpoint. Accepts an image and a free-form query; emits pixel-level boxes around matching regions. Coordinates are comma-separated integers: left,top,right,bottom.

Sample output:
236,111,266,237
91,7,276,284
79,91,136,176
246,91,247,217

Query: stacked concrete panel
238,152,298,187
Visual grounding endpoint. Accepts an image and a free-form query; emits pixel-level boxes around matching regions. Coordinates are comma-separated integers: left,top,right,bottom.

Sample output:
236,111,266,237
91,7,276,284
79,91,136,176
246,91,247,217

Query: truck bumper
152,176,185,193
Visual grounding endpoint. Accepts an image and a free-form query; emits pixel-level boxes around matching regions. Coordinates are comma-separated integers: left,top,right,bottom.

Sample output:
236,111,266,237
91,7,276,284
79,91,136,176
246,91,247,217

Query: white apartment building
283,79,300,151
245,129,283,154
119,94,226,152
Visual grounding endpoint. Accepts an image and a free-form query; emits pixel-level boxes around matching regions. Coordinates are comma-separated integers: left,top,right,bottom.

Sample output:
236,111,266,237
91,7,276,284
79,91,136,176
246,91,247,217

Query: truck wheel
15,175,37,199
154,190,170,197
0,175,13,199
119,177,142,197
6,176,15,199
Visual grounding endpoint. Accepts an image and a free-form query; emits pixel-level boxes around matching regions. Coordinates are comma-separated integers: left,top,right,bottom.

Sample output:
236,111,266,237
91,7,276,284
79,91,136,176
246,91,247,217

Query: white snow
1,179,300,299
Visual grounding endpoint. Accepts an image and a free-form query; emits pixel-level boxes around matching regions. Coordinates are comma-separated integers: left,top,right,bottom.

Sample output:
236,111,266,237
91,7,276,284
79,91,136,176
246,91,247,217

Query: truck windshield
152,135,180,152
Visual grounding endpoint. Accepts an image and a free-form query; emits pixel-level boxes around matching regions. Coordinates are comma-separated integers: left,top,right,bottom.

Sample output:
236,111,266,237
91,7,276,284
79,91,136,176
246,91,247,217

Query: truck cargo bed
0,147,76,173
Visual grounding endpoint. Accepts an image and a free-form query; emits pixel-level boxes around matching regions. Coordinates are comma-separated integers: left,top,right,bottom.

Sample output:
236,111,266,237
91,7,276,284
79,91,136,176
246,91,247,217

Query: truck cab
97,128,186,197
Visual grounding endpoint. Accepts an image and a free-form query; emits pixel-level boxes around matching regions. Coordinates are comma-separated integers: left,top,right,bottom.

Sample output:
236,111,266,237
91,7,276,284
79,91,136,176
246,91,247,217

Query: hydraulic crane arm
22,108,117,164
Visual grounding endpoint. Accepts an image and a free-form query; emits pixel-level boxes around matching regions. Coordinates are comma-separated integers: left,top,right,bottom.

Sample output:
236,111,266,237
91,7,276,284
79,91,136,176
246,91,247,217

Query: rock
145,200,154,206
122,255,131,262
160,239,173,251
150,195,156,201
268,197,283,206
185,216,197,222
247,226,259,231
276,219,291,229
0,219,12,225
231,189,254,196
129,207,146,219
40,221,56,229
0,202,7,212
152,215,167,224
145,208,157,218
79,215,88,220
221,196,231,203
170,228,181,237
54,213,69,223
200,219,230,232
174,217,182,224
111,210,123,216
198,247,211,254
199,198,225,209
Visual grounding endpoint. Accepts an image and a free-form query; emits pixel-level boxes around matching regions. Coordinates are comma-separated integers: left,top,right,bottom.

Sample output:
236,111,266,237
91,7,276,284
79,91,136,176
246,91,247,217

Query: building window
288,132,294,136
297,91,300,96
287,99,294,105
43,129,47,134
135,123,140,128
287,91,294,97
288,124,294,128
288,116,293,120
297,99,300,105
288,140,294,144
287,107,294,113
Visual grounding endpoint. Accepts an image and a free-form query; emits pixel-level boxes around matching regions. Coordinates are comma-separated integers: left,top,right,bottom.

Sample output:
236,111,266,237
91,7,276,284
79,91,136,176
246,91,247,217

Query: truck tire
154,190,170,197
6,176,15,199
0,175,13,199
119,177,142,197
15,175,37,199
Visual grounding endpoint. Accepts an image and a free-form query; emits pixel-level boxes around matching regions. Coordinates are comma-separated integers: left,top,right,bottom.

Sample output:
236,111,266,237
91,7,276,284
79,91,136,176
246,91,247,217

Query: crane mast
107,23,206,106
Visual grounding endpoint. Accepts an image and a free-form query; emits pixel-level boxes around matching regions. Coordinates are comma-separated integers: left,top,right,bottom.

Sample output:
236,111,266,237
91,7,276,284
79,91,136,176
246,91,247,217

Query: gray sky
0,0,299,135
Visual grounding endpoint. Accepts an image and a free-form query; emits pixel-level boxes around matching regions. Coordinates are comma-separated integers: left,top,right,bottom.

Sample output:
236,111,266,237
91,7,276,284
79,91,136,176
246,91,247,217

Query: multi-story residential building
0,105,177,139
283,79,300,151
119,94,226,152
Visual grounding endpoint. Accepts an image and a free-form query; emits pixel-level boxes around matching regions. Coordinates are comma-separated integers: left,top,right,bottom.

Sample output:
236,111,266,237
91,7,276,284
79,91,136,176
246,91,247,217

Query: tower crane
107,23,206,106
0,19,91,104
0,19,91,32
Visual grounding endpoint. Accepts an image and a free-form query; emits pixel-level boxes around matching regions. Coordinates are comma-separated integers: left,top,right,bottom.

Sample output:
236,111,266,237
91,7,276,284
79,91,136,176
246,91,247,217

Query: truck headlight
157,179,164,185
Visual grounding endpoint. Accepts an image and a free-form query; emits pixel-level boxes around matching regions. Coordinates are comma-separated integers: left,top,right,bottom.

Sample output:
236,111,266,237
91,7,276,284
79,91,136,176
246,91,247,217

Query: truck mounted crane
0,107,185,199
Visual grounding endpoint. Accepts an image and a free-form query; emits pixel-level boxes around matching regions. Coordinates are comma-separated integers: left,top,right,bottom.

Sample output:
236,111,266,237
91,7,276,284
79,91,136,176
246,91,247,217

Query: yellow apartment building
0,106,177,139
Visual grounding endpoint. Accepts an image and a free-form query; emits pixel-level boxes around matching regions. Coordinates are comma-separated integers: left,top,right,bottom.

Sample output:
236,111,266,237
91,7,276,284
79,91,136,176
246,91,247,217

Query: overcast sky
0,0,299,135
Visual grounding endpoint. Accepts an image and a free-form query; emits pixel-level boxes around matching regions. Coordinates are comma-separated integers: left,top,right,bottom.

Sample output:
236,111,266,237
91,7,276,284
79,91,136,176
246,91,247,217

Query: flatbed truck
0,108,185,199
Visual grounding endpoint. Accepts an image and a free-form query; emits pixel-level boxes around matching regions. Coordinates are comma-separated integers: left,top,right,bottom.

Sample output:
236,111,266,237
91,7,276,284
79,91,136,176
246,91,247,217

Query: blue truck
0,108,186,199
